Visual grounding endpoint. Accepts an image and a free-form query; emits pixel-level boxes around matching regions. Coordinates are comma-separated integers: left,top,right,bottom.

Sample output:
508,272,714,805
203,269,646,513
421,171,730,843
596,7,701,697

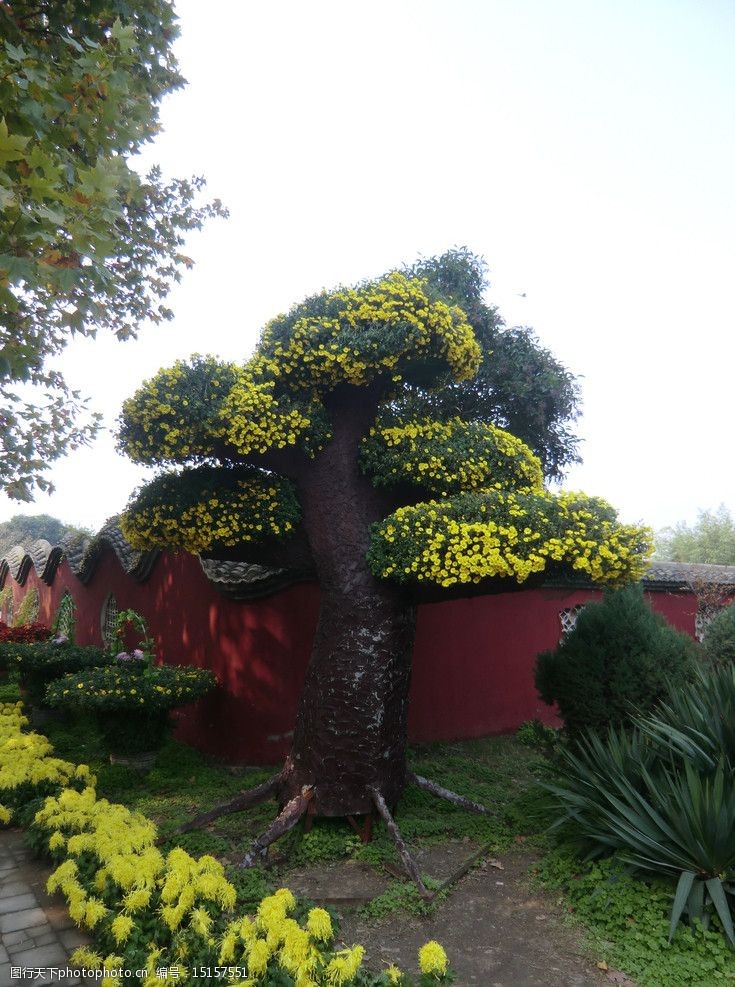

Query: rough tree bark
178,384,491,884
279,384,416,816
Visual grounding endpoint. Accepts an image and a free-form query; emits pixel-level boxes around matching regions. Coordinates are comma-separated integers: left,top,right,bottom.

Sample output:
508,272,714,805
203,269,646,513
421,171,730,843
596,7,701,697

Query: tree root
239,787,314,868
370,786,432,900
407,770,495,816
170,765,492,883
176,771,282,834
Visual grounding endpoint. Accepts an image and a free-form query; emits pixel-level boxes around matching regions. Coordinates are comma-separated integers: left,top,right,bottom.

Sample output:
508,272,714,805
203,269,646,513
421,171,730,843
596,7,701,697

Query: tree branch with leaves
0,0,227,499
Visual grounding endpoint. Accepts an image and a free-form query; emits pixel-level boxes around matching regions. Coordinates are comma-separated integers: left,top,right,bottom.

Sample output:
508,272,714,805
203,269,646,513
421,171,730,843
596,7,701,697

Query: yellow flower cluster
0,706,93,822
121,469,298,555
419,940,448,977
213,888,363,985
118,356,238,466
369,490,652,588
361,417,544,496
222,375,323,456
0,704,449,985
0,701,27,740
120,273,481,469
252,271,480,393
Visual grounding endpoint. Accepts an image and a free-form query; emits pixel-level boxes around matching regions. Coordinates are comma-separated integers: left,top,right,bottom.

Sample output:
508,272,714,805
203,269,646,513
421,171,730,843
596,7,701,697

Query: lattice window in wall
0,587,12,624
695,604,720,643
559,605,586,641
100,594,118,650
54,592,76,640
16,587,39,625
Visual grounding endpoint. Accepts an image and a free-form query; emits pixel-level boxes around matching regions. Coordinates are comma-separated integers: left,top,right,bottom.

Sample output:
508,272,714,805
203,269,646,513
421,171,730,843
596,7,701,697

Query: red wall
5,549,699,764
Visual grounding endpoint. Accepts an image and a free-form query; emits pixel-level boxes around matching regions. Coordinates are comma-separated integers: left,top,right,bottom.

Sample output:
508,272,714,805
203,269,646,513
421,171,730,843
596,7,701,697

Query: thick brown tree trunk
279,386,416,816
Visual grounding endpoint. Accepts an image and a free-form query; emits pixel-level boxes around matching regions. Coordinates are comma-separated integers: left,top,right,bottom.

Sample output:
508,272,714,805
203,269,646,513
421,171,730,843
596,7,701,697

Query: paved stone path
0,828,90,986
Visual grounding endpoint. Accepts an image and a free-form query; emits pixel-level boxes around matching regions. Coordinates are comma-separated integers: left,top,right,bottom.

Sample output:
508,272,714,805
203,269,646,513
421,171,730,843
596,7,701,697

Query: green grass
34,710,735,984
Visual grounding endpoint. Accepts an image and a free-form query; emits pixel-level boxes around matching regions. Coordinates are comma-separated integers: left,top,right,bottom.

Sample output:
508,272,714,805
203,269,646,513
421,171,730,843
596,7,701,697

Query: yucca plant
637,663,735,774
545,663,735,944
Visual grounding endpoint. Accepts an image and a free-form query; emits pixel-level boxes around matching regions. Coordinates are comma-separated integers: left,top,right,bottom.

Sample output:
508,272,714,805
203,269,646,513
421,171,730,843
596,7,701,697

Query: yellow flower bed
0,703,450,985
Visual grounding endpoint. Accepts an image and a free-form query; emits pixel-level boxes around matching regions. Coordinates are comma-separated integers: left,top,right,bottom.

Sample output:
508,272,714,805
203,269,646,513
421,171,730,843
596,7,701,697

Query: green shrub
535,584,697,735
1,640,108,706
702,600,735,667
545,664,735,943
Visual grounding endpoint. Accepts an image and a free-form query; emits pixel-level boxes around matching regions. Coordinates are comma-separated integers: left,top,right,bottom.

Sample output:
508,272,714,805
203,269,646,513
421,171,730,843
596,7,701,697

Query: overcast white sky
3,0,734,535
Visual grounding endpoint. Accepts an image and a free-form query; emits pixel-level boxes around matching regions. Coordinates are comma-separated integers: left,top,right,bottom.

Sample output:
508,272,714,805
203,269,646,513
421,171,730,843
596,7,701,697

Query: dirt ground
287,843,631,987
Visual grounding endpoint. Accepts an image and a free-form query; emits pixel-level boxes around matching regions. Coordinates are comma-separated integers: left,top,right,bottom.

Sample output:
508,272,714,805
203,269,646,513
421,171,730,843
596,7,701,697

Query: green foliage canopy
0,512,91,559
0,1,226,500
392,249,581,482
655,505,735,566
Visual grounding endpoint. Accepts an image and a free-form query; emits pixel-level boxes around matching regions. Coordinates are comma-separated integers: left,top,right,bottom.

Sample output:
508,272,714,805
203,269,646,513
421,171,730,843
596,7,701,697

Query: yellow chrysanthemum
418,940,448,977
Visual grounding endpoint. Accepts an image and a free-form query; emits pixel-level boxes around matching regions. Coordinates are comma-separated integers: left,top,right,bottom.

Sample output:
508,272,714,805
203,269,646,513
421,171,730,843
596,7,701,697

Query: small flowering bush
47,663,215,753
0,702,452,985
120,465,301,555
360,417,544,497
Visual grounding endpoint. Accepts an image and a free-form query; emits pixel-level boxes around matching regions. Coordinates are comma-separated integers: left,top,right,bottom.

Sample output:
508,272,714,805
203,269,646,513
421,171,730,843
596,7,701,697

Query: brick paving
0,828,90,986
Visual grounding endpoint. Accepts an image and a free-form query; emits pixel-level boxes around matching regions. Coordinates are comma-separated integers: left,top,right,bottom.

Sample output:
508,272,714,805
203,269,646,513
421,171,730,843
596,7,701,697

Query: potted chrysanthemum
46,610,215,768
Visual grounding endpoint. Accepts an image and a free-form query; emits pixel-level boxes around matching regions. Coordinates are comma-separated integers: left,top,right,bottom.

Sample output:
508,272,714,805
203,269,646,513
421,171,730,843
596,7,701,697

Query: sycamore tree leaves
0,2,226,500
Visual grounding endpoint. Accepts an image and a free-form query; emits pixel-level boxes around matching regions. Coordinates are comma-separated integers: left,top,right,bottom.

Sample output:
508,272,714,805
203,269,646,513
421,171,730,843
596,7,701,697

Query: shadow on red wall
9,549,698,764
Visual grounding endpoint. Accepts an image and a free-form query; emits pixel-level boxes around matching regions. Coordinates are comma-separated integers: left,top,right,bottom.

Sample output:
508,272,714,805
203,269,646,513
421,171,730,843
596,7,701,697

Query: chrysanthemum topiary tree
118,251,651,885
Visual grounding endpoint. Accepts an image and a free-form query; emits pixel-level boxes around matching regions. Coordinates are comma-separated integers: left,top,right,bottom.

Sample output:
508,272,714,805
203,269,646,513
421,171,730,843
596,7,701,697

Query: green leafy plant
535,853,735,987
702,600,735,667
1,640,107,706
545,664,735,944
535,584,697,736
515,719,560,755
636,663,735,773
52,593,77,643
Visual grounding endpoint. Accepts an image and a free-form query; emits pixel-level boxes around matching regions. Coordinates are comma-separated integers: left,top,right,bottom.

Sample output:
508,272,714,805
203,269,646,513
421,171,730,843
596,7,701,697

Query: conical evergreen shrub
535,584,697,735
